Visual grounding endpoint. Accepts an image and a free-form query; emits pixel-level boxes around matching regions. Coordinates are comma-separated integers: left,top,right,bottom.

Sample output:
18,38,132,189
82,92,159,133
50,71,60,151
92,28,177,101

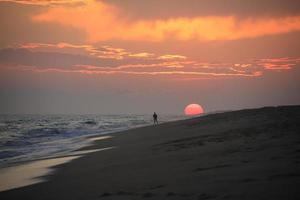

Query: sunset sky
0,0,300,114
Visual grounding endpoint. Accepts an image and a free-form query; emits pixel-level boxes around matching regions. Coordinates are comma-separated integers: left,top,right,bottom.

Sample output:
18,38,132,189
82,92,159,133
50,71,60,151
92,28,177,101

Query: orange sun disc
184,104,204,116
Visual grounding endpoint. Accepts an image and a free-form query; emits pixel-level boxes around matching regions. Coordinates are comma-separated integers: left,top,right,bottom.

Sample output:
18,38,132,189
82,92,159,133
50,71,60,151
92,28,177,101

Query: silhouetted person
153,112,158,124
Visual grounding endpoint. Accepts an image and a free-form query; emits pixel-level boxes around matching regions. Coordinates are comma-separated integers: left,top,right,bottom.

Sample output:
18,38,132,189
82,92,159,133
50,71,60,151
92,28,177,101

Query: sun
184,103,204,116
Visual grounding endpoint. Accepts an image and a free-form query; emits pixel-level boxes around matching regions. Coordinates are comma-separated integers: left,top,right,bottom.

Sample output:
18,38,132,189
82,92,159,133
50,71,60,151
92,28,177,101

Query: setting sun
0,0,299,199
184,104,204,116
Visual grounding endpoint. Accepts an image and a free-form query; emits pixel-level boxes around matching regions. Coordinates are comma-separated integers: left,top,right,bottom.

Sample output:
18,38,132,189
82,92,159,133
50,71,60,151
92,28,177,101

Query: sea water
0,114,184,168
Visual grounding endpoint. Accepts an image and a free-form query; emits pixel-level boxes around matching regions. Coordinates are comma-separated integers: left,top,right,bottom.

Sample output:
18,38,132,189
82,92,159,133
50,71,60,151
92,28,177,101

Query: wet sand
1,105,300,199
0,136,114,192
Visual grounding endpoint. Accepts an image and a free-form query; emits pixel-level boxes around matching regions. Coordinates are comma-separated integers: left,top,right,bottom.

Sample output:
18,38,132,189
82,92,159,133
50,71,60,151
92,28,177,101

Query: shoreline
0,114,186,169
0,135,115,192
0,115,190,192
0,118,185,192
1,105,300,199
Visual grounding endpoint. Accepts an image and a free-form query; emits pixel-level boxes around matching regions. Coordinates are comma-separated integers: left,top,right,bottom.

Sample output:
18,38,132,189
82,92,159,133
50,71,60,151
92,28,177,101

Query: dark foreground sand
1,106,300,200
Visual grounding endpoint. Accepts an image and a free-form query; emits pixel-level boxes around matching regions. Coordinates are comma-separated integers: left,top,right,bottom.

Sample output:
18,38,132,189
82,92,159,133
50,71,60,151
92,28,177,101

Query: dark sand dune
1,105,300,199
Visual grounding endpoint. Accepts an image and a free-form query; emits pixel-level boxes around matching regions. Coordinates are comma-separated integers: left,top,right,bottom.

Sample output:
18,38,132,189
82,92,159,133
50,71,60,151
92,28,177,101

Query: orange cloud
3,55,300,78
158,54,187,60
0,59,266,78
128,53,155,58
17,42,156,60
0,0,84,6
256,57,300,70
8,65,262,78
17,42,191,62
31,0,300,42
3,43,299,79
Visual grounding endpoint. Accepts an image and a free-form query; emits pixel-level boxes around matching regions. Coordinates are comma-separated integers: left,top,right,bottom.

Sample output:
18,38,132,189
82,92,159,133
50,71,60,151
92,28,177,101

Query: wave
0,114,185,167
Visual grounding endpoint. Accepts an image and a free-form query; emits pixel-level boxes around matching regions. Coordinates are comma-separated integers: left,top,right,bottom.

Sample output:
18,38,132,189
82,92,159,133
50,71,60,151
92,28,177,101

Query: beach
1,105,300,199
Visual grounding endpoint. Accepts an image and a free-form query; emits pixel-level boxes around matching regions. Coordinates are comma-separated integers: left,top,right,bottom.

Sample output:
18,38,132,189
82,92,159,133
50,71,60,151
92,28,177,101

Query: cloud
16,42,156,60
2,64,262,78
0,42,187,69
1,42,299,79
102,0,300,19
255,57,300,70
31,0,300,42
0,0,84,6
158,54,187,60
128,53,155,59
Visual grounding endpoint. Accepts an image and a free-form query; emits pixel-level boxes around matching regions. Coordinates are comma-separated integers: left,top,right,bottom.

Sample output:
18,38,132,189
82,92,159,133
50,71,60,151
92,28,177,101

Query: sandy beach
0,106,300,200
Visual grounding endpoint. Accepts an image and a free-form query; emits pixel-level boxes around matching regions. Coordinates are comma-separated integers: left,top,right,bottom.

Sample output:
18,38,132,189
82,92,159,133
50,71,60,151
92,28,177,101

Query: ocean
0,114,185,168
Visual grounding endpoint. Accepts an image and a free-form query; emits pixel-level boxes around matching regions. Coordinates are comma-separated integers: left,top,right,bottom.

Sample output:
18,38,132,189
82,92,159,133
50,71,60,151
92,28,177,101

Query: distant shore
1,105,300,200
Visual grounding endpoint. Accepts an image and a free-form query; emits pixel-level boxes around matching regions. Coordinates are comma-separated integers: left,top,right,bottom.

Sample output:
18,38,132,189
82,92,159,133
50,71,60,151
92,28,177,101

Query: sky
0,0,300,114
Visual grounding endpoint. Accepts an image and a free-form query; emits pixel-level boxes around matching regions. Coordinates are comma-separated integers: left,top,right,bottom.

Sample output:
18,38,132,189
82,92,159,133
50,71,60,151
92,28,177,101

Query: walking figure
153,112,158,124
